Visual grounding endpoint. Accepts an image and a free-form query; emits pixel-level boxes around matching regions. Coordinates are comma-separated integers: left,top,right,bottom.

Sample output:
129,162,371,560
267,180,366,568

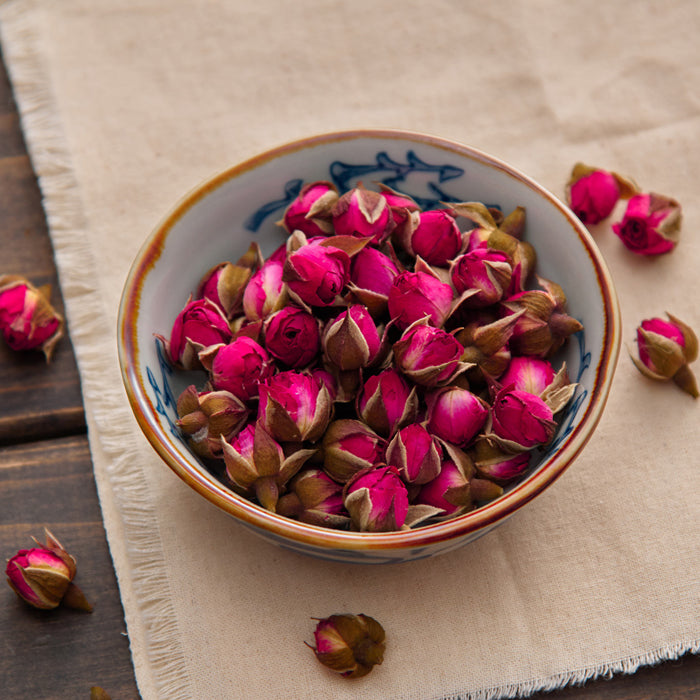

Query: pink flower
356,368,418,437
567,167,622,224
209,336,273,401
387,271,454,329
343,465,409,532
393,323,464,387
0,275,64,361
612,193,681,256
196,261,251,318
415,460,472,516
277,469,349,528
385,423,441,485
349,246,399,297
243,260,286,321
283,243,350,306
499,356,556,395
473,440,531,484
263,306,320,368
322,304,381,370
491,386,556,449
258,371,332,442
322,419,387,483
450,248,512,307
331,184,394,244
407,209,463,267
426,386,489,446
165,297,232,370
282,180,338,237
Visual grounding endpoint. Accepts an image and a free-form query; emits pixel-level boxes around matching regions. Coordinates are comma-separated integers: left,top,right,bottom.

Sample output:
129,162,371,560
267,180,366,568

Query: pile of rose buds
159,181,583,533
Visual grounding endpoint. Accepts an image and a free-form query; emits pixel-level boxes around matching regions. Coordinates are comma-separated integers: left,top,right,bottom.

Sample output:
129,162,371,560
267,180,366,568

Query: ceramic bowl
118,129,621,564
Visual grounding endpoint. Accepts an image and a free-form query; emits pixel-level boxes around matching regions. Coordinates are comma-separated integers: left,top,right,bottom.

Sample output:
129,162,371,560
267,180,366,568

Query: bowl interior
119,129,619,552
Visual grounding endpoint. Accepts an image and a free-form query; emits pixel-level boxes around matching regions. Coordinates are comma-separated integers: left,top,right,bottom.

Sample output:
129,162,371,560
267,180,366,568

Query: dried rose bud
176,385,249,458
612,193,681,256
472,439,531,483
387,270,454,330
322,419,387,483
331,184,395,244
426,385,489,447
356,367,419,437
281,181,338,237
450,248,513,307
393,322,466,387
222,422,315,511
404,209,463,267
311,367,339,402
498,356,557,395
283,243,350,307
347,246,399,318
204,336,273,402
263,306,320,368
159,297,233,370
0,275,64,361
343,465,409,532
490,385,556,450
631,313,698,398
386,423,441,485
415,459,473,517
242,260,287,321
377,182,421,225
322,304,381,371
5,529,91,612
196,261,252,318
308,613,386,678
277,469,349,528
258,371,332,442
565,163,637,225
455,313,522,380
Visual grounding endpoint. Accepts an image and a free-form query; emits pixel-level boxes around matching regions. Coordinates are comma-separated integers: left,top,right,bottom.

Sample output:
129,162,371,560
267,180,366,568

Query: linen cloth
1,1,698,698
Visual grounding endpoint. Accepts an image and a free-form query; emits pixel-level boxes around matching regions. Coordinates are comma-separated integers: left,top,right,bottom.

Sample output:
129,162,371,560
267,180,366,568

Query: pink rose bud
258,371,332,442
386,423,441,485
356,368,418,437
377,183,421,227
631,313,698,398
0,275,64,361
221,421,315,511
311,367,339,402
196,261,252,318
426,385,489,447
308,613,386,678
393,323,465,387
323,304,381,371
242,260,286,321
473,439,531,483
566,163,637,225
281,180,338,237
612,192,682,256
416,460,473,516
343,465,409,532
5,529,91,611
175,385,249,459
322,419,387,483
207,336,273,401
331,184,395,244
277,468,349,528
163,297,233,370
406,209,463,267
283,243,350,307
465,226,491,252
387,270,454,330
263,306,320,368
498,356,556,395
347,246,400,317
491,386,556,449
450,248,513,307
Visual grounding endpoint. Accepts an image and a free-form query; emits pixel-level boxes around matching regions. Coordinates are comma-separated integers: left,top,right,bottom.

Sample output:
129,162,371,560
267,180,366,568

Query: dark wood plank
0,435,140,700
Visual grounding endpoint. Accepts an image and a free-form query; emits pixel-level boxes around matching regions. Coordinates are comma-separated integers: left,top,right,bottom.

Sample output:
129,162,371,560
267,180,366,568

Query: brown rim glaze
118,128,621,553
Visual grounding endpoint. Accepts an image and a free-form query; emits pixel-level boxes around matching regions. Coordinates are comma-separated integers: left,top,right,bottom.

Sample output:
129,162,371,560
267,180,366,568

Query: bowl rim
118,127,621,552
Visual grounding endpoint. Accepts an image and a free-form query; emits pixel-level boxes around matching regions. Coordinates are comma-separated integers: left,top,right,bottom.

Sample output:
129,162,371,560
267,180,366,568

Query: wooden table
0,47,697,700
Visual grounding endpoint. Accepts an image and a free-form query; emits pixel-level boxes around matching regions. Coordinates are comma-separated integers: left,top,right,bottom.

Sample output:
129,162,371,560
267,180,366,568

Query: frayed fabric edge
0,3,192,699
433,639,700,700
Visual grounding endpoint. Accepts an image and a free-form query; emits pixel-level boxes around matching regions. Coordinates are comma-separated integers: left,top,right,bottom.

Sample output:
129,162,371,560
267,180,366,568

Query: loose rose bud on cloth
5,529,91,611
612,192,682,256
565,163,637,224
0,274,64,361
631,313,698,398
307,613,386,678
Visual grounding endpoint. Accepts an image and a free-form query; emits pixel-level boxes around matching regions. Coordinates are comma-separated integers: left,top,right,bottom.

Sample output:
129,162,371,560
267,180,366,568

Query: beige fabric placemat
1,1,698,698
